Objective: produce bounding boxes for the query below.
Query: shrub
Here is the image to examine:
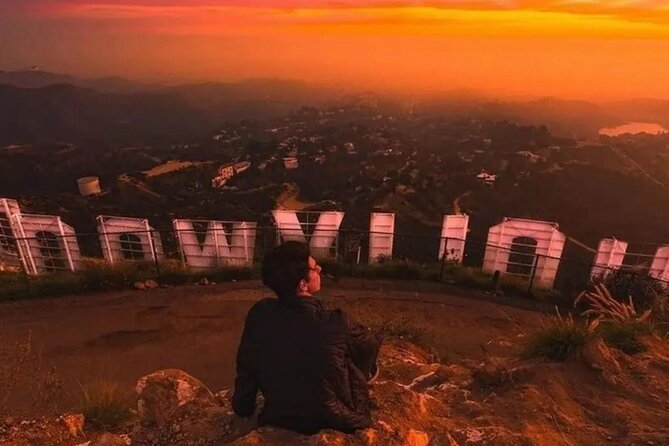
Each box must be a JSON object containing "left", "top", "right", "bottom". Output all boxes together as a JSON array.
[
  {"left": 651, "top": 296, "right": 669, "bottom": 337},
  {"left": 79, "top": 380, "right": 132, "bottom": 430},
  {"left": 441, "top": 265, "right": 493, "bottom": 290},
  {"left": 599, "top": 321, "right": 651, "bottom": 354},
  {"left": 523, "top": 315, "right": 595, "bottom": 361},
  {"left": 575, "top": 283, "right": 652, "bottom": 324},
  {"left": 601, "top": 269, "right": 666, "bottom": 310}
]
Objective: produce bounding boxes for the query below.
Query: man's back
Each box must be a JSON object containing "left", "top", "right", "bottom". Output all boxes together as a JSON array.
[{"left": 232, "top": 295, "right": 376, "bottom": 434}]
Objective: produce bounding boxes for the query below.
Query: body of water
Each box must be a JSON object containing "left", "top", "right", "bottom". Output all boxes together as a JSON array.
[{"left": 599, "top": 122, "right": 668, "bottom": 137}]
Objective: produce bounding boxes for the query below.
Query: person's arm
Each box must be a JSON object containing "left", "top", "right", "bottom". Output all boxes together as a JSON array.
[
  {"left": 320, "top": 334, "right": 372, "bottom": 433},
  {"left": 232, "top": 306, "right": 260, "bottom": 417},
  {"left": 344, "top": 313, "right": 382, "bottom": 379}
]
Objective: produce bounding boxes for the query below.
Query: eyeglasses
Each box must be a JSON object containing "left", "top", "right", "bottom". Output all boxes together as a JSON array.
[{"left": 309, "top": 264, "right": 322, "bottom": 274}]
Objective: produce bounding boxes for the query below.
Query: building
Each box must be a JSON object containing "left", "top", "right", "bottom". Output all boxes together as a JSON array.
[
  {"left": 233, "top": 161, "right": 252, "bottom": 174},
  {"left": 283, "top": 157, "right": 299, "bottom": 169},
  {"left": 476, "top": 172, "right": 497, "bottom": 185},
  {"left": 77, "top": 177, "right": 102, "bottom": 196}
]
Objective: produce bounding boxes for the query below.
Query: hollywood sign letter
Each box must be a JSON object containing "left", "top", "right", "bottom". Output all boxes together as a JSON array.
[
  {"left": 11, "top": 213, "right": 82, "bottom": 275},
  {"left": 97, "top": 216, "right": 164, "bottom": 263},
  {"left": 590, "top": 238, "right": 628, "bottom": 278},
  {"left": 0, "top": 198, "right": 21, "bottom": 270},
  {"left": 272, "top": 210, "right": 344, "bottom": 258},
  {"left": 483, "top": 218, "right": 566, "bottom": 288},
  {"left": 591, "top": 238, "right": 669, "bottom": 283},
  {"left": 173, "top": 219, "right": 257, "bottom": 269},
  {"left": 439, "top": 214, "right": 469, "bottom": 263},
  {"left": 650, "top": 245, "right": 669, "bottom": 282},
  {"left": 369, "top": 212, "right": 395, "bottom": 263}
]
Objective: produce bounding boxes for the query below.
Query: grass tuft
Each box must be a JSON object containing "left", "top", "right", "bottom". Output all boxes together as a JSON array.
[
  {"left": 79, "top": 380, "right": 132, "bottom": 430},
  {"left": 523, "top": 317, "right": 593, "bottom": 361},
  {"left": 599, "top": 321, "right": 651, "bottom": 355}
]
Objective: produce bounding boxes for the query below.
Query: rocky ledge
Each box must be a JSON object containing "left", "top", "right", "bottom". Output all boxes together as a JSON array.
[{"left": 2, "top": 336, "right": 668, "bottom": 446}]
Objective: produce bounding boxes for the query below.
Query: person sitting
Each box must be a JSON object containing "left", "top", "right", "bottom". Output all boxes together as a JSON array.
[{"left": 232, "top": 241, "right": 381, "bottom": 434}]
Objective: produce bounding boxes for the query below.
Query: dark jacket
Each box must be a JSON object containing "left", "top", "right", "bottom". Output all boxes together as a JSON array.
[{"left": 232, "top": 294, "right": 381, "bottom": 434}]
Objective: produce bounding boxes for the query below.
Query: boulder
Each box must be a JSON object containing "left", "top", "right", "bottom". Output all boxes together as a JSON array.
[
  {"left": 61, "top": 413, "right": 85, "bottom": 438},
  {"left": 144, "top": 279, "right": 159, "bottom": 289},
  {"left": 403, "top": 429, "right": 429, "bottom": 446},
  {"left": 89, "top": 432, "right": 131, "bottom": 446},
  {"left": 135, "top": 369, "right": 218, "bottom": 426}
]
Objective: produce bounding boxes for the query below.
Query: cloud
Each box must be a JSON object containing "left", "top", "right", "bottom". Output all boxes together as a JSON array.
[{"left": 7, "top": 0, "right": 669, "bottom": 38}]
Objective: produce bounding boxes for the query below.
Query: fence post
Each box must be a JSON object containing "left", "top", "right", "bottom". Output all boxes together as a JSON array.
[
  {"left": 150, "top": 230, "right": 161, "bottom": 277},
  {"left": 528, "top": 253, "right": 539, "bottom": 295},
  {"left": 439, "top": 236, "right": 448, "bottom": 282},
  {"left": 18, "top": 249, "right": 31, "bottom": 293}
]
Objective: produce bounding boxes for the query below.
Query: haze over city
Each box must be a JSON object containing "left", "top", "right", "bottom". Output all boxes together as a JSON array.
[{"left": 3, "top": 0, "right": 669, "bottom": 100}]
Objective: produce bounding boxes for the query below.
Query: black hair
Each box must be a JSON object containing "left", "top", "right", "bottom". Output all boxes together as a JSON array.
[{"left": 262, "top": 241, "right": 311, "bottom": 298}]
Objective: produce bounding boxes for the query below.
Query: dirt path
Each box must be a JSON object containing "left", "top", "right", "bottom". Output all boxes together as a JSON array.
[
  {"left": 452, "top": 190, "right": 471, "bottom": 214},
  {"left": 0, "top": 279, "right": 544, "bottom": 416},
  {"left": 275, "top": 183, "right": 312, "bottom": 210}
]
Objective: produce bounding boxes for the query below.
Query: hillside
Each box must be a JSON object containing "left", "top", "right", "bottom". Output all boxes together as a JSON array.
[
  {"left": 0, "top": 84, "right": 213, "bottom": 145},
  {"left": 0, "top": 281, "right": 667, "bottom": 445}
]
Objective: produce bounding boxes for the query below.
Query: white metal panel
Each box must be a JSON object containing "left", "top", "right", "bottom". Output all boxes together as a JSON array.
[
  {"left": 0, "top": 198, "right": 21, "bottom": 270},
  {"left": 174, "top": 220, "right": 257, "bottom": 269},
  {"left": 96, "top": 216, "right": 164, "bottom": 264},
  {"left": 272, "top": 210, "right": 343, "bottom": 258},
  {"left": 482, "top": 217, "right": 566, "bottom": 288},
  {"left": 439, "top": 214, "right": 469, "bottom": 263},
  {"left": 272, "top": 210, "right": 307, "bottom": 243},
  {"left": 650, "top": 245, "right": 669, "bottom": 282},
  {"left": 310, "top": 212, "right": 345, "bottom": 258},
  {"left": 10, "top": 213, "right": 81, "bottom": 275},
  {"left": 369, "top": 213, "right": 395, "bottom": 263},
  {"left": 174, "top": 220, "right": 219, "bottom": 270},
  {"left": 591, "top": 238, "right": 628, "bottom": 279}
]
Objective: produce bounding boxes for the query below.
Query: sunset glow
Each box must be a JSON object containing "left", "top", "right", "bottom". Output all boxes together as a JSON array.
[{"left": 3, "top": 0, "right": 669, "bottom": 98}]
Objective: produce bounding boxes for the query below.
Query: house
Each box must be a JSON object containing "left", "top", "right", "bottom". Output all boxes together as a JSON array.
[
  {"left": 283, "top": 157, "right": 299, "bottom": 169},
  {"left": 476, "top": 172, "right": 497, "bottom": 185}
]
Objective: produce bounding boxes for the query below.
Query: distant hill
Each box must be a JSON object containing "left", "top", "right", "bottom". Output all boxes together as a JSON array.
[
  {"left": 0, "top": 84, "right": 213, "bottom": 145},
  {"left": 606, "top": 98, "right": 669, "bottom": 130},
  {"left": 0, "top": 69, "right": 150, "bottom": 93},
  {"left": 0, "top": 71, "right": 340, "bottom": 144},
  {"left": 169, "top": 78, "right": 338, "bottom": 120}
]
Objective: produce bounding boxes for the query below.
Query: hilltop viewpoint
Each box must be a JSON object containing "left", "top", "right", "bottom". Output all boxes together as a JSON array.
[{"left": 0, "top": 278, "right": 668, "bottom": 446}]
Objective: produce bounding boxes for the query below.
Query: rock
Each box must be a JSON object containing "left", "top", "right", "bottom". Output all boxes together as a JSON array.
[
  {"left": 198, "top": 277, "right": 211, "bottom": 286},
  {"left": 61, "top": 413, "right": 85, "bottom": 438},
  {"left": 310, "top": 431, "right": 347, "bottom": 445},
  {"left": 231, "top": 431, "right": 265, "bottom": 445},
  {"left": 472, "top": 358, "right": 510, "bottom": 388},
  {"left": 404, "top": 429, "right": 429, "bottom": 446},
  {"left": 134, "top": 281, "right": 146, "bottom": 290},
  {"left": 90, "top": 432, "right": 131, "bottom": 446},
  {"left": 135, "top": 369, "right": 217, "bottom": 426},
  {"left": 3, "top": 417, "right": 15, "bottom": 427},
  {"left": 357, "top": 428, "right": 378, "bottom": 446},
  {"left": 144, "top": 279, "right": 159, "bottom": 289}
]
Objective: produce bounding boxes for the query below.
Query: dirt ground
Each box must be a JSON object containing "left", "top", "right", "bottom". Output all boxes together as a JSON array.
[{"left": 0, "top": 278, "right": 546, "bottom": 416}]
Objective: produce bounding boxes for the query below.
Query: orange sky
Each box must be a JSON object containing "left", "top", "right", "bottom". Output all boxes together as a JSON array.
[{"left": 2, "top": 1, "right": 669, "bottom": 99}]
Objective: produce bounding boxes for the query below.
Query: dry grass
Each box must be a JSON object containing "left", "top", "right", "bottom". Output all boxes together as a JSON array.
[
  {"left": 79, "top": 380, "right": 132, "bottom": 430},
  {"left": 575, "top": 283, "right": 652, "bottom": 324},
  {"left": 523, "top": 313, "right": 597, "bottom": 361},
  {"left": 0, "top": 330, "right": 62, "bottom": 416},
  {"left": 575, "top": 283, "right": 656, "bottom": 354}
]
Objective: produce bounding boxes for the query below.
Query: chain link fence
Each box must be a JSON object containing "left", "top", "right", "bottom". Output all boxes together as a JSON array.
[{"left": 1, "top": 224, "right": 668, "bottom": 302}]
